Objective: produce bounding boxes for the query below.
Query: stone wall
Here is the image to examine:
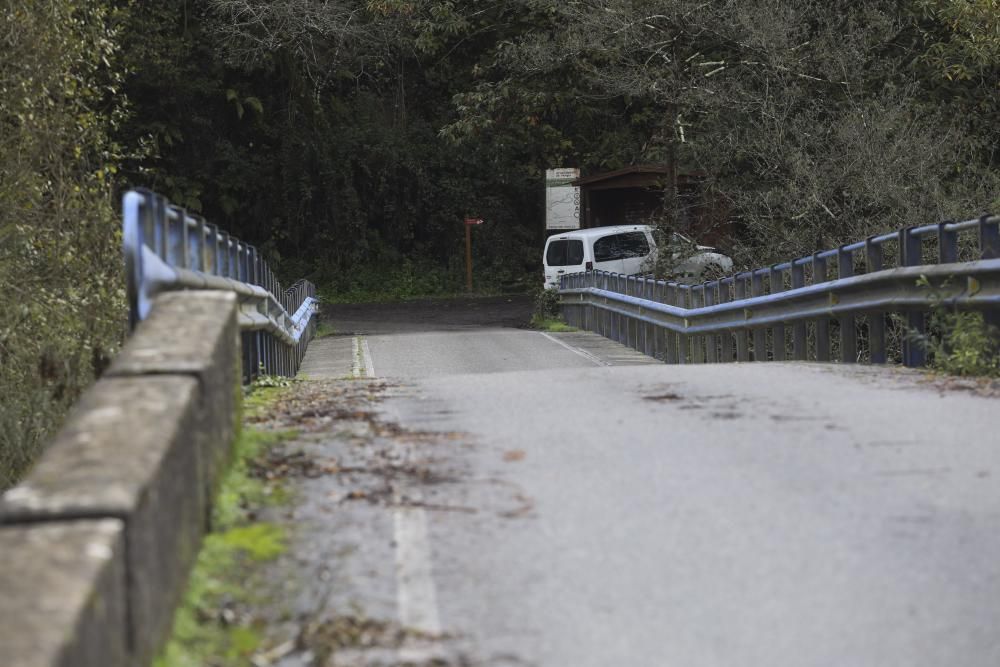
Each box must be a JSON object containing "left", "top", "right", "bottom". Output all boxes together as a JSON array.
[{"left": 0, "top": 291, "right": 241, "bottom": 667}]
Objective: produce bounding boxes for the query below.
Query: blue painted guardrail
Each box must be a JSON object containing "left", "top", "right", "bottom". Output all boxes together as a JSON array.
[
  {"left": 123, "top": 188, "right": 318, "bottom": 380},
  {"left": 558, "top": 214, "right": 1000, "bottom": 367}
]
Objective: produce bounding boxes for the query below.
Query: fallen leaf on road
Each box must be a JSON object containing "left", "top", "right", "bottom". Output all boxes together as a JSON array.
[
  {"left": 643, "top": 392, "right": 682, "bottom": 402},
  {"left": 503, "top": 449, "right": 526, "bottom": 462}
]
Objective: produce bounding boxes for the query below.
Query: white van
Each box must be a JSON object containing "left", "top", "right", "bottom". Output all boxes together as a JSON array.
[
  {"left": 543, "top": 225, "right": 655, "bottom": 290},
  {"left": 542, "top": 225, "right": 734, "bottom": 289}
]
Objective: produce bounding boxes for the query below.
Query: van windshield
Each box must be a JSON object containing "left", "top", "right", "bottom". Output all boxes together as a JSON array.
[
  {"left": 593, "top": 232, "right": 650, "bottom": 261},
  {"left": 546, "top": 239, "right": 585, "bottom": 266}
]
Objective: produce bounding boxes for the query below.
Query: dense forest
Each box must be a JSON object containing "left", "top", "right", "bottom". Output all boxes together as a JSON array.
[{"left": 2, "top": 0, "right": 999, "bottom": 486}]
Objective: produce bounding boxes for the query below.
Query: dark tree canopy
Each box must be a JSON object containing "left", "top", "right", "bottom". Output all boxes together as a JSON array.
[{"left": 2, "top": 0, "right": 999, "bottom": 486}]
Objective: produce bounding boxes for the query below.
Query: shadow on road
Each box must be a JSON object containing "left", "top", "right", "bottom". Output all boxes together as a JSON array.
[{"left": 321, "top": 294, "right": 534, "bottom": 335}]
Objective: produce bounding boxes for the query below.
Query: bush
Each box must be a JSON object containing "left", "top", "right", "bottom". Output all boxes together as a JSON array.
[
  {"left": 928, "top": 312, "right": 1000, "bottom": 377},
  {"left": 914, "top": 276, "right": 1000, "bottom": 377},
  {"left": 532, "top": 286, "right": 561, "bottom": 321},
  {"left": 0, "top": 1, "right": 128, "bottom": 489}
]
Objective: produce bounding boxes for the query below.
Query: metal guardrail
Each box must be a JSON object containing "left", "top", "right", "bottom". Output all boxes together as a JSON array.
[
  {"left": 123, "top": 188, "right": 318, "bottom": 380},
  {"left": 558, "top": 214, "right": 1000, "bottom": 367}
]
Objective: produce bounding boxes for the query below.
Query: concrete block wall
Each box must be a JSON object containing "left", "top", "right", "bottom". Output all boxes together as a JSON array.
[{"left": 0, "top": 291, "right": 241, "bottom": 667}]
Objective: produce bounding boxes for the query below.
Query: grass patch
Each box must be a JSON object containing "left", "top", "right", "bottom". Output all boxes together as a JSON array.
[
  {"left": 316, "top": 320, "right": 337, "bottom": 338},
  {"left": 242, "top": 381, "right": 293, "bottom": 420},
  {"left": 530, "top": 316, "right": 577, "bottom": 332},
  {"left": 528, "top": 286, "right": 575, "bottom": 331},
  {"left": 155, "top": 419, "right": 297, "bottom": 667}
]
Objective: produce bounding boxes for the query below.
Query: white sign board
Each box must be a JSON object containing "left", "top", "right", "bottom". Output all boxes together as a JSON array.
[{"left": 545, "top": 168, "right": 580, "bottom": 230}]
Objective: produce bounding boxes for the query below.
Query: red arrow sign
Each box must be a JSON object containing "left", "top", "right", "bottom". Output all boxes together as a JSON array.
[{"left": 464, "top": 217, "right": 484, "bottom": 226}]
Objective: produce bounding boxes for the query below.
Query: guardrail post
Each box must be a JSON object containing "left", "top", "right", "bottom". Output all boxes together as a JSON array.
[
  {"left": 718, "top": 278, "right": 734, "bottom": 362},
  {"left": 602, "top": 274, "right": 611, "bottom": 341},
  {"left": 864, "top": 238, "right": 887, "bottom": 363},
  {"left": 267, "top": 335, "right": 275, "bottom": 376},
  {"left": 980, "top": 214, "right": 1000, "bottom": 259},
  {"left": 704, "top": 281, "right": 718, "bottom": 363},
  {"left": 938, "top": 220, "right": 958, "bottom": 264},
  {"left": 630, "top": 276, "right": 640, "bottom": 352},
  {"left": 979, "top": 215, "right": 1000, "bottom": 337},
  {"left": 654, "top": 280, "right": 666, "bottom": 361},
  {"left": 750, "top": 271, "right": 766, "bottom": 361},
  {"left": 617, "top": 274, "right": 632, "bottom": 347},
  {"left": 734, "top": 275, "right": 750, "bottom": 362},
  {"left": 640, "top": 277, "right": 653, "bottom": 356},
  {"left": 586, "top": 272, "right": 594, "bottom": 333},
  {"left": 628, "top": 276, "right": 638, "bottom": 351},
  {"left": 899, "top": 226, "right": 926, "bottom": 367},
  {"left": 680, "top": 285, "right": 693, "bottom": 363},
  {"left": 240, "top": 331, "right": 252, "bottom": 384},
  {"left": 790, "top": 262, "right": 807, "bottom": 360},
  {"left": 691, "top": 285, "right": 705, "bottom": 363},
  {"left": 665, "top": 283, "right": 679, "bottom": 363},
  {"left": 218, "top": 231, "right": 228, "bottom": 278},
  {"left": 837, "top": 247, "right": 857, "bottom": 363},
  {"left": 769, "top": 266, "right": 787, "bottom": 361},
  {"left": 203, "top": 224, "right": 217, "bottom": 274},
  {"left": 618, "top": 275, "right": 627, "bottom": 346},
  {"left": 607, "top": 273, "right": 618, "bottom": 341},
  {"left": 678, "top": 285, "right": 701, "bottom": 364},
  {"left": 813, "top": 254, "right": 831, "bottom": 361},
  {"left": 191, "top": 215, "right": 203, "bottom": 272},
  {"left": 591, "top": 273, "right": 598, "bottom": 336},
  {"left": 172, "top": 207, "right": 187, "bottom": 268},
  {"left": 152, "top": 194, "right": 166, "bottom": 259}
]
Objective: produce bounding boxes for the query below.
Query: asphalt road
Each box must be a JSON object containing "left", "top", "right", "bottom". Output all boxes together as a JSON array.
[{"left": 296, "top": 301, "right": 1000, "bottom": 666}]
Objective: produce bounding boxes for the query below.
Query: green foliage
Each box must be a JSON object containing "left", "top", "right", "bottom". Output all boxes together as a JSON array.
[
  {"left": 529, "top": 286, "right": 574, "bottom": 330},
  {"left": 915, "top": 276, "right": 1000, "bottom": 377},
  {"left": 931, "top": 312, "right": 1000, "bottom": 377},
  {"left": 156, "top": 426, "right": 294, "bottom": 667},
  {"left": 317, "top": 258, "right": 463, "bottom": 303},
  {"left": 242, "top": 385, "right": 288, "bottom": 419},
  {"left": 5, "top": 0, "right": 1000, "bottom": 497},
  {"left": 531, "top": 317, "right": 576, "bottom": 333},
  {"left": 250, "top": 372, "right": 295, "bottom": 389},
  {"left": 915, "top": 0, "right": 1000, "bottom": 82},
  {"left": 532, "top": 286, "right": 561, "bottom": 321},
  {"left": 315, "top": 321, "right": 338, "bottom": 338},
  {"left": 213, "top": 426, "right": 295, "bottom": 528},
  {"left": 0, "top": 0, "right": 130, "bottom": 490}
]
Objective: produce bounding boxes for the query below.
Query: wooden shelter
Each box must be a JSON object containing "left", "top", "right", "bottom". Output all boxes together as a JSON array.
[{"left": 571, "top": 165, "right": 731, "bottom": 246}]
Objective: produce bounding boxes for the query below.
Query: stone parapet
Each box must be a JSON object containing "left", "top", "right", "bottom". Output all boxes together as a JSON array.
[{"left": 0, "top": 291, "right": 240, "bottom": 667}]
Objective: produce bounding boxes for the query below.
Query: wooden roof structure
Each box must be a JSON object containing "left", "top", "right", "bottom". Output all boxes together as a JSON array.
[{"left": 570, "top": 165, "right": 674, "bottom": 191}]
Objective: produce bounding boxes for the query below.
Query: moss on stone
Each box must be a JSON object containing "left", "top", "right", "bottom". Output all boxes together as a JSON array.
[{"left": 154, "top": 422, "right": 295, "bottom": 667}]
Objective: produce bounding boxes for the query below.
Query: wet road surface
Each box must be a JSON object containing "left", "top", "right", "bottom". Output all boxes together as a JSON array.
[{"left": 281, "top": 299, "right": 1000, "bottom": 666}]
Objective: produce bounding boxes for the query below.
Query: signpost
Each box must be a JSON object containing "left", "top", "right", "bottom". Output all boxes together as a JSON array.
[
  {"left": 545, "top": 168, "right": 581, "bottom": 230},
  {"left": 464, "top": 217, "right": 484, "bottom": 292}
]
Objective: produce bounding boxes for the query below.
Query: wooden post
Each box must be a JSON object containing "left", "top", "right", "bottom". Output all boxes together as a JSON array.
[{"left": 465, "top": 223, "right": 473, "bottom": 292}]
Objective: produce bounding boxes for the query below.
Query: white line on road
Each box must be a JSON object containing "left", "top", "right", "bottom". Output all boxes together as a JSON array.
[
  {"left": 393, "top": 490, "right": 443, "bottom": 634},
  {"left": 351, "top": 335, "right": 377, "bottom": 378},
  {"left": 351, "top": 336, "right": 362, "bottom": 378},
  {"left": 361, "top": 337, "right": 376, "bottom": 377},
  {"left": 538, "top": 331, "right": 610, "bottom": 366},
  {"left": 393, "top": 485, "right": 445, "bottom": 661},
  {"left": 361, "top": 336, "right": 442, "bottom": 660}
]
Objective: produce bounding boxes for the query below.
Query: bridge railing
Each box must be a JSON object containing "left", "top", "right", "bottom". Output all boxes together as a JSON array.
[
  {"left": 123, "top": 188, "right": 318, "bottom": 380},
  {"left": 558, "top": 214, "right": 1000, "bottom": 366}
]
